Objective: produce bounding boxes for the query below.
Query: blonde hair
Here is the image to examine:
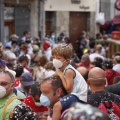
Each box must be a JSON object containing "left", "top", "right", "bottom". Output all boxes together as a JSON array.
[{"left": 52, "top": 43, "right": 73, "bottom": 59}]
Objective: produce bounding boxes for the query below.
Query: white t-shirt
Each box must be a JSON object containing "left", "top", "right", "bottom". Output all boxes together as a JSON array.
[
  {"left": 113, "top": 64, "right": 120, "bottom": 73},
  {"left": 63, "top": 64, "right": 88, "bottom": 102},
  {"left": 89, "top": 53, "right": 104, "bottom": 62}
]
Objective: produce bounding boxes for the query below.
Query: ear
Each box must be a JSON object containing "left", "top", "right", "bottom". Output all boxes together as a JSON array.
[
  {"left": 104, "top": 78, "right": 107, "bottom": 85},
  {"left": 56, "top": 88, "right": 62, "bottom": 97},
  {"left": 87, "top": 80, "right": 90, "bottom": 85},
  {"left": 11, "top": 83, "right": 14, "bottom": 89}
]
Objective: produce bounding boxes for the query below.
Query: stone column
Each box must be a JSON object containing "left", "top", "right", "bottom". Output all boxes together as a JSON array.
[
  {"left": 56, "top": 11, "right": 69, "bottom": 37},
  {"left": 30, "top": 0, "right": 39, "bottom": 37},
  {"left": 0, "top": 0, "right": 4, "bottom": 43},
  {"left": 89, "top": 12, "right": 99, "bottom": 37}
]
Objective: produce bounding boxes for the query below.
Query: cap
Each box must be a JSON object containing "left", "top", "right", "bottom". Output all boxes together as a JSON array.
[
  {"left": 33, "top": 45, "right": 39, "bottom": 53},
  {"left": 20, "top": 73, "right": 34, "bottom": 86},
  {"left": 5, "top": 43, "right": 12, "bottom": 48},
  {"left": 10, "top": 34, "right": 19, "bottom": 39},
  {"left": 34, "top": 36, "right": 40, "bottom": 40}
]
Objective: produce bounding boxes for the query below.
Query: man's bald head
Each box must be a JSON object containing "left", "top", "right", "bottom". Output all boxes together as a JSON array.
[
  {"left": 114, "top": 56, "right": 120, "bottom": 64},
  {"left": 88, "top": 67, "right": 106, "bottom": 87},
  {"left": 77, "top": 67, "right": 88, "bottom": 81},
  {"left": 88, "top": 67, "right": 105, "bottom": 79}
]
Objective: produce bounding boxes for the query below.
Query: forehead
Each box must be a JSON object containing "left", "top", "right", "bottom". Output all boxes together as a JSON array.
[
  {"left": 40, "top": 82, "right": 53, "bottom": 92},
  {"left": 53, "top": 54, "right": 64, "bottom": 59},
  {"left": 0, "top": 73, "right": 11, "bottom": 82}
]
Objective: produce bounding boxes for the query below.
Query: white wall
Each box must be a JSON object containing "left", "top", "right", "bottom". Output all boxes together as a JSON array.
[{"left": 45, "top": 0, "right": 96, "bottom": 12}]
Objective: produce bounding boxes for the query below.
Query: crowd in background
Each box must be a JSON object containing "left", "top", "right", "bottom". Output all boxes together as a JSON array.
[{"left": 0, "top": 30, "right": 120, "bottom": 120}]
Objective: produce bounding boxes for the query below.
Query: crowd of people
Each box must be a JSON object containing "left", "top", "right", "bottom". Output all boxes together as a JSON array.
[{"left": 0, "top": 30, "right": 120, "bottom": 120}]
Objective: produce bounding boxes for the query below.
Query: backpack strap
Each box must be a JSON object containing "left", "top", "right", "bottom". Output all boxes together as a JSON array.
[
  {"left": 31, "top": 53, "right": 38, "bottom": 61},
  {"left": 2, "top": 96, "right": 17, "bottom": 120}
]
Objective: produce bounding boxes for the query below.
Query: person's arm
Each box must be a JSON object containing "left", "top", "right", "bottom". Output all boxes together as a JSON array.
[
  {"left": 52, "top": 101, "right": 62, "bottom": 120},
  {"left": 56, "top": 69, "right": 74, "bottom": 93}
]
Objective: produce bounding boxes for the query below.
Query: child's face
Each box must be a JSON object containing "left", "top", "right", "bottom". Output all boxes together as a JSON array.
[{"left": 52, "top": 54, "right": 66, "bottom": 63}]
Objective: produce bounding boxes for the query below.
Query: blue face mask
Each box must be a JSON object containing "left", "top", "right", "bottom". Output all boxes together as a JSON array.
[{"left": 40, "top": 94, "right": 50, "bottom": 107}]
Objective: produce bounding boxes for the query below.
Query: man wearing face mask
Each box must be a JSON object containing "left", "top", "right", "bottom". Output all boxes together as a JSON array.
[
  {"left": 0, "top": 71, "right": 21, "bottom": 120},
  {"left": 40, "top": 76, "right": 84, "bottom": 120},
  {"left": 23, "top": 82, "right": 48, "bottom": 114}
]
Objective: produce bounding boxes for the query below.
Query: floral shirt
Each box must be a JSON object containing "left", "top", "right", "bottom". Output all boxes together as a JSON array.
[{"left": 87, "top": 91, "right": 120, "bottom": 107}]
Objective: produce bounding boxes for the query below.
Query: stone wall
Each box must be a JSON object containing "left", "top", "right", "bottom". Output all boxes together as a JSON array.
[{"left": 56, "top": 11, "right": 69, "bottom": 37}]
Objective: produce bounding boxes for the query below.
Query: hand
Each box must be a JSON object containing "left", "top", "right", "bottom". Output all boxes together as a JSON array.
[{"left": 56, "top": 69, "right": 63, "bottom": 77}]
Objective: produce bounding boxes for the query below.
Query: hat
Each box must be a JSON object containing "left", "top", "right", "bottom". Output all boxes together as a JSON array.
[
  {"left": 5, "top": 43, "right": 12, "bottom": 48},
  {"left": 10, "top": 34, "right": 19, "bottom": 39},
  {"left": 62, "top": 103, "right": 110, "bottom": 120},
  {"left": 34, "top": 36, "right": 40, "bottom": 40},
  {"left": 20, "top": 73, "right": 34, "bottom": 86},
  {"left": 33, "top": 45, "right": 39, "bottom": 53}
]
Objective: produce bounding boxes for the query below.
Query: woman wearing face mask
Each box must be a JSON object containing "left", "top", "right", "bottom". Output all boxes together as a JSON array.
[{"left": 22, "top": 82, "right": 48, "bottom": 118}]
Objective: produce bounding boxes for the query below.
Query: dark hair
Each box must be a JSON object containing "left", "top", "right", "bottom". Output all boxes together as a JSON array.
[
  {"left": 45, "top": 61, "right": 55, "bottom": 71},
  {"left": 94, "top": 57, "right": 103, "bottom": 64},
  {"left": 18, "top": 55, "right": 28, "bottom": 63},
  {"left": 0, "top": 70, "right": 15, "bottom": 82},
  {"left": 13, "top": 65, "right": 23, "bottom": 77},
  {"left": 30, "top": 82, "right": 41, "bottom": 97},
  {"left": 23, "top": 30, "right": 29, "bottom": 36},
  {"left": 113, "top": 76, "right": 120, "bottom": 84},
  {"left": 39, "top": 55, "right": 48, "bottom": 67},
  {"left": 102, "top": 58, "right": 113, "bottom": 69},
  {"left": 91, "top": 61, "right": 102, "bottom": 68},
  {"left": 113, "top": 52, "right": 120, "bottom": 57},
  {"left": 6, "top": 63, "right": 13, "bottom": 69},
  {"left": 41, "top": 76, "right": 67, "bottom": 95},
  {"left": 89, "top": 41, "right": 95, "bottom": 48},
  {"left": 12, "top": 40, "right": 17, "bottom": 45}
]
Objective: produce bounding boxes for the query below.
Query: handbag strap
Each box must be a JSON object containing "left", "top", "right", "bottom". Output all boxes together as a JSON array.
[{"left": 2, "top": 96, "right": 17, "bottom": 120}]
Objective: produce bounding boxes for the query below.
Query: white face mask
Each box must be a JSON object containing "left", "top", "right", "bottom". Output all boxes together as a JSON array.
[
  {"left": 53, "top": 59, "right": 64, "bottom": 69},
  {"left": 0, "top": 86, "right": 6, "bottom": 98},
  {"left": 35, "top": 102, "right": 42, "bottom": 107}
]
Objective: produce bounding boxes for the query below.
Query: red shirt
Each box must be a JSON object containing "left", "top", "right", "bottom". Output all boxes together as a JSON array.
[
  {"left": 14, "top": 79, "right": 20, "bottom": 87},
  {"left": 23, "top": 96, "right": 48, "bottom": 113},
  {"left": 79, "top": 62, "right": 90, "bottom": 70},
  {"left": 105, "top": 69, "right": 120, "bottom": 85}
]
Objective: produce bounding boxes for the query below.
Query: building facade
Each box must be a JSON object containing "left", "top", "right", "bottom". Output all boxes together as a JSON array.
[
  {"left": 0, "top": 0, "right": 101, "bottom": 45},
  {"left": 0, "top": 0, "right": 39, "bottom": 43},
  {"left": 44, "top": 0, "right": 96, "bottom": 46}
]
